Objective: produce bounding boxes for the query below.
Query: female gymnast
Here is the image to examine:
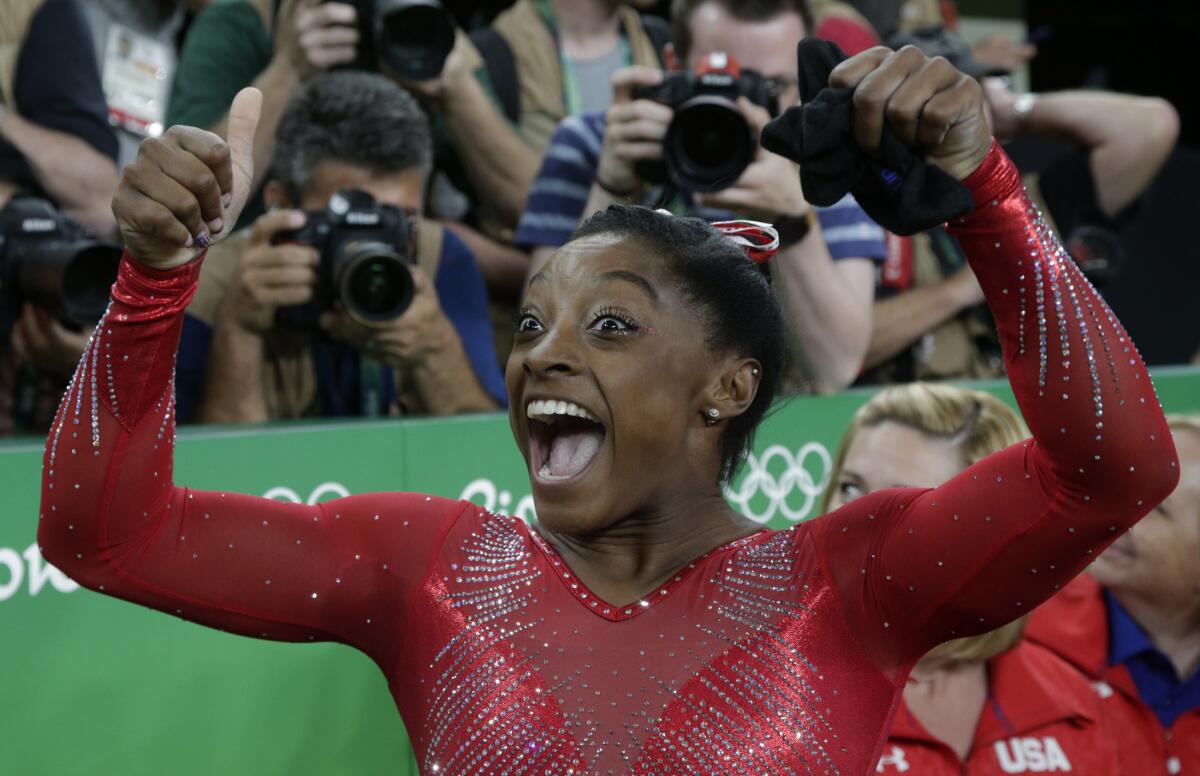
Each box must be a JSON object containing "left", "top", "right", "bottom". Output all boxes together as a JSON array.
[{"left": 39, "top": 46, "right": 1178, "bottom": 774}]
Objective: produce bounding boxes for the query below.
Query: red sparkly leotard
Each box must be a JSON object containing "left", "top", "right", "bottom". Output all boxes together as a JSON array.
[{"left": 38, "top": 145, "right": 1178, "bottom": 776}]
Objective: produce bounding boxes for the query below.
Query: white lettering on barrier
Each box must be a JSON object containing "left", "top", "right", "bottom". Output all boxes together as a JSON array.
[
  {"left": 5, "top": 451, "right": 837, "bottom": 604},
  {"left": 459, "top": 479, "right": 538, "bottom": 523},
  {"left": 24, "top": 543, "right": 79, "bottom": 596},
  {"left": 0, "top": 544, "right": 79, "bottom": 602},
  {"left": 0, "top": 547, "right": 20, "bottom": 600},
  {"left": 455, "top": 444, "right": 833, "bottom": 527}
]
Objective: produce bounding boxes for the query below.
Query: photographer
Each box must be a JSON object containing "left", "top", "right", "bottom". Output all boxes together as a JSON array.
[
  {"left": 176, "top": 71, "right": 504, "bottom": 423},
  {"left": 0, "top": 0, "right": 122, "bottom": 434},
  {"left": 517, "top": 0, "right": 886, "bottom": 393}
]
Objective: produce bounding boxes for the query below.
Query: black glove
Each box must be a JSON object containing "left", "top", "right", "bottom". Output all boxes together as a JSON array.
[{"left": 760, "top": 38, "right": 975, "bottom": 236}]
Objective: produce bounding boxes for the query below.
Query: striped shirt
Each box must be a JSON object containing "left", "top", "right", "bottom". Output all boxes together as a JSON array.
[{"left": 516, "top": 110, "right": 887, "bottom": 262}]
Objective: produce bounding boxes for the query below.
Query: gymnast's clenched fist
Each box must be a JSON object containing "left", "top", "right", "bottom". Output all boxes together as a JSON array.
[
  {"left": 111, "top": 88, "right": 262, "bottom": 271},
  {"left": 831, "top": 45, "right": 993, "bottom": 182}
]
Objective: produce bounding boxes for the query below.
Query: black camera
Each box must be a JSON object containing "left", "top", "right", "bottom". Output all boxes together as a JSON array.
[
  {"left": 634, "top": 52, "right": 780, "bottom": 193},
  {"left": 272, "top": 188, "right": 417, "bottom": 329},
  {"left": 343, "top": 0, "right": 456, "bottom": 80},
  {"left": 0, "top": 196, "right": 121, "bottom": 341}
]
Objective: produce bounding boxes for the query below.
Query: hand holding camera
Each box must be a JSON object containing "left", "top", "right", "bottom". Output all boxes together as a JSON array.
[
  {"left": 271, "top": 188, "right": 419, "bottom": 330},
  {"left": 632, "top": 52, "right": 780, "bottom": 193},
  {"left": 318, "top": 264, "right": 455, "bottom": 370},
  {"left": 390, "top": 27, "right": 471, "bottom": 103},
  {"left": 10, "top": 304, "right": 93, "bottom": 378},
  {"left": 0, "top": 196, "right": 122, "bottom": 341},
  {"left": 224, "top": 209, "right": 320, "bottom": 334},
  {"left": 287, "top": 0, "right": 360, "bottom": 78},
  {"left": 694, "top": 98, "right": 808, "bottom": 222},
  {"left": 595, "top": 67, "right": 672, "bottom": 197},
  {"left": 113, "top": 88, "right": 262, "bottom": 270}
]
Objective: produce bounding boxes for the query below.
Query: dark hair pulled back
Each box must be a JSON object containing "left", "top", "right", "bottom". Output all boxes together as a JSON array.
[{"left": 572, "top": 205, "right": 784, "bottom": 486}]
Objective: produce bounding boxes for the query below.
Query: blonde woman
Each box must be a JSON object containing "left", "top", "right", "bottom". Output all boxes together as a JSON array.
[{"left": 825, "top": 384, "right": 1121, "bottom": 775}]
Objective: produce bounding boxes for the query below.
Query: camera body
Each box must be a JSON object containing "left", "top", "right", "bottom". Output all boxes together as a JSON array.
[
  {"left": 272, "top": 188, "right": 417, "bottom": 330},
  {"left": 340, "top": 0, "right": 456, "bottom": 80},
  {"left": 634, "top": 52, "right": 779, "bottom": 192},
  {"left": 0, "top": 196, "right": 121, "bottom": 341}
]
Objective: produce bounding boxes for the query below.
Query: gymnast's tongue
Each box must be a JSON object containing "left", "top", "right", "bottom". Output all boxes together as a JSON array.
[{"left": 541, "top": 420, "right": 604, "bottom": 479}]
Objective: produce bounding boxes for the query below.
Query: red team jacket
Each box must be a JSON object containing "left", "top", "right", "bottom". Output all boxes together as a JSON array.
[
  {"left": 876, "top": 641, "right": 1120, "bottom": 775},
  {"left": 1027, "top": 575, "right": 1200, "bottom": 776}
]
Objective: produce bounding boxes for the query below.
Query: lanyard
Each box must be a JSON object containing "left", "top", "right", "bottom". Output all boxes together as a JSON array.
[
  {"left": 313, "top": 338, "right": 394, "bottom": 417},
  {"left": 359, "top": 355, "right": 386, "bottom": 418},
  {"left": 535, "top": 0, "right": 633, "bottom": 115}
]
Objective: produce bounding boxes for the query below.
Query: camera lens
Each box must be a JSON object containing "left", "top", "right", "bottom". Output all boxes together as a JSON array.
[
  {"left": 60, "top": 244, "right": 123, "bottom": 325},
  {"left": 665, "top": 97, "right": 757, "bottom": 193},
  {"left": 15, "top": 241, "right": 121, "bottom": 327},
  {"left": 337, "top": 243, "right": 415, "bottom": 326},
  {"left": 375, "top": 0, "right": 455, "bottom": 80}
]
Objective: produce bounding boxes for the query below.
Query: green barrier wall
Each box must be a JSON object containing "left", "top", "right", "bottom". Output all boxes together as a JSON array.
[{"left": 3, "top": 368, "right": 1198, "bottom": 775}]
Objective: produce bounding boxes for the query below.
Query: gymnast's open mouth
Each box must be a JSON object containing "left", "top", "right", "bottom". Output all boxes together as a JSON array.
[{"left": 526, "top": 398, "right": 607, "bottom": 484}]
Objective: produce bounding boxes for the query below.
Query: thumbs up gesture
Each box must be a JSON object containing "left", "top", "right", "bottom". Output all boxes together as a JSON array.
[{"left": 112, "top": 88, "right": 262, "bottom": 270}]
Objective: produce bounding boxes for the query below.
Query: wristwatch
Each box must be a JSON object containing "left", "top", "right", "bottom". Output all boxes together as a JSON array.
[
  {"left": 774, "top": 210, "right": 818, "bottom": 249},
  {"left": 1012, "top": 93, "right": 1038, "bottom": 125}
]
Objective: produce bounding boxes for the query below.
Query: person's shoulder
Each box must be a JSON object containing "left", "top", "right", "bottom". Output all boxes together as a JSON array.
[
  {"left": 1008, "top": 640, "right": 1100, "bottom": 695},
  {"left": 815, "top": 193, "right": 888, "bottom": 260},
  {"left": 179, "top": 0, "right": 270, "bottom": 55},
  {"left": 438, "top": 224, "right": 472, "bottom": 263},
  {"left": 195, "top": 0, "right": 270, "bottom": 30},
  {"left": 423, "top": 498, "right": 533, "bottom": 551},
  {"left": 1024, "top": 573, "right": 1109, "bottom": 676},
  {"left": 550, "top": 111, "right": 607, "bottom": 150}
]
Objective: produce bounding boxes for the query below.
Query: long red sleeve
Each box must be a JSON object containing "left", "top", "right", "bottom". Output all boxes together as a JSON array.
[
  {"left": 808, "top": 143, "right": 1179, "bottom": 673},
  {"left": 37, "top": 253, "right": 468, "bottom": 668},
  {"left": 33, "top": 146, "right": 1181, "bottom": 775}
]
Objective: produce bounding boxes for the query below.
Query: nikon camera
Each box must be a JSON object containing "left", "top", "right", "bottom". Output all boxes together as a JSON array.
[
  {"left": 341, "top": 0, "right": 456, "bottom": 80},
  {"left": 272, "top": 188, "right": 417, "bottom": 329},
  {"left": 634, "top": 52, "right": 780, "bottom": 193},
  {"left": 0, "top": 196, "right": 122, "bottom": 341}
]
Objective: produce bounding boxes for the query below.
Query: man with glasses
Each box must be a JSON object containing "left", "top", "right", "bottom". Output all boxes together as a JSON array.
[{"left": 515, "top": 0, "right": 885, "bottom": 394}]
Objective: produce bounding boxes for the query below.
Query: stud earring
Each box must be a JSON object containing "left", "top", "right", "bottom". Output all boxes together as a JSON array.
[
  {"left": 751, "top": 368, "right": 760, "bottom": 375},
  {"left": 707, "top": 408, "right": 721, "bottom": 418}
]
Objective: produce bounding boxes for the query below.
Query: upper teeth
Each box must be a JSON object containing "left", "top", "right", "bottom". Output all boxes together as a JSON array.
[{"left": 527, "top": 399, "right": 598, "bottom": 423}]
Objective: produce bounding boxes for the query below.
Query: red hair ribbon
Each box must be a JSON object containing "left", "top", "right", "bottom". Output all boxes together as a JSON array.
[{"left": 710, "top": 219, "right": 781, "bottom": 264}]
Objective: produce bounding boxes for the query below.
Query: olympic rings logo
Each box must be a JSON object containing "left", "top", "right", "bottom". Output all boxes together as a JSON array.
[
  {"left": 262, "top": 481, "right": 351, "bottom": 504},
  {"left": 723, "top": 442, "right": 833, "bottom": 525}
]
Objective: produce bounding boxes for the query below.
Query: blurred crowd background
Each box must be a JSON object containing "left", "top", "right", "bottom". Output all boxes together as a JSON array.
[{"left": 0, "top": 0, "right": 1196, "bottom": 434}]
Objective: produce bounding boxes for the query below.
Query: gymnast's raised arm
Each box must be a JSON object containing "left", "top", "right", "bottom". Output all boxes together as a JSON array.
[
  {"left": 804, "top": 47, "right": 1180, "bottom": 672},
  {"left": 36, "top": 89, "right": 465, "bottom": 668}
]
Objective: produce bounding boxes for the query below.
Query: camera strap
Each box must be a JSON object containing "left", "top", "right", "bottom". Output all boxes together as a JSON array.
[{"left": 359, "top": 355, "right": 388, "bottom": 418}]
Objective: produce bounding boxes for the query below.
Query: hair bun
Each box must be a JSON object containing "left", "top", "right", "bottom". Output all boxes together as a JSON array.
[{"left": 709, "top": 219, "right": 780, "bottom": 264}]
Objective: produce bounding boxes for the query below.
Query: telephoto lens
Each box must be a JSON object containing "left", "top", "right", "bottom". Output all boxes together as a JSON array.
[
  {"left": 0, "top": 197, "right": 121, "bottom": 340},
  {"left": 373, "top": 0, "right": 456, "bottom": 80},
  {"left": 335, "top": 239, "right": 416, "bottom": 326},
  {"left": 272, "top": 188, "right": 417, "bottom": 330},
  {"left": 634, "top": 52, "right": 779, "bottom": 193}
]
